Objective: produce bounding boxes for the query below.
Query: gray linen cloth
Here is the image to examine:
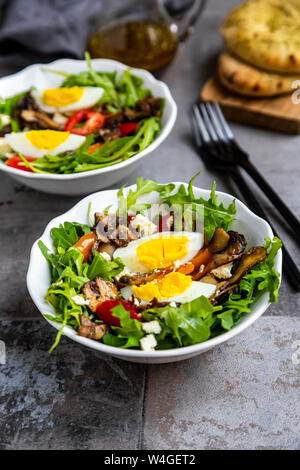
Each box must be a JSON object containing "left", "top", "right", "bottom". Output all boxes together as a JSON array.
[{"left": 0, "top": 0, "right": 104, "bottom": 68}]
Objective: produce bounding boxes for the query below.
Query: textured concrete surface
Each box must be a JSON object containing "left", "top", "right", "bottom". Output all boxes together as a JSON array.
[
  {"left": 0, "top": 0, "right": 299, "bottom": 450},
  {"left": 0, "top": 321, "right": 146, "bottom": 450},
  {"left": 144, "top": 317, "right": 300, "bottom": 450}
]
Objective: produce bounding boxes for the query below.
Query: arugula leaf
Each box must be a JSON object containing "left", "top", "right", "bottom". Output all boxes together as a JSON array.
[
  {"left": 217, "top": 310, "right": 234, "bottom": 330},
  {"left": 103, "top": 304, "right": 144, "bottom": 348},
  {"left": 160, "top": 175, "right": 236, "bottom": 239},
  {"left": 45, "top": 281, "right": 89, "bottom": 352},
  {"left": 145, "top": 296, "right": 222, "bottom": 347},
  {"left": 242, "top": 236, "right": 282, "bottom": 302},
  {"left": 87, "top": 252, "right": 124, "bottom": 281},
  {"left": 118, "top": 69, "right": 151, "bottom": 108},
  {"left": 38, "top": 240, "right": 65, "bottom": 282},
  {"left": 60, "top": 53, "right": 151, "bottom": 112},
  {"left": 0, "top": 92, "right": 25, "bottom": 116},
  {"left": 117, "top": 176, "right": 175, "bottom": 214},
  {"left": 50, "top": 221, "right": 90, "bottom": 254}
]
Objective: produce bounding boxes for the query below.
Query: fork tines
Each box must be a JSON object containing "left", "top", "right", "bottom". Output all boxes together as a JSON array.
[{"left": 192, "top": 102, "right": 234, "bottom": 149}]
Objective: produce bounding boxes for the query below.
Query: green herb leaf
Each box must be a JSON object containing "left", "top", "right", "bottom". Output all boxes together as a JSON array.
[
  {"left": 50, "top": 221, "right": 90, "bottom": 253},
  {"left": 0, "top": 92, "right": 25, "bottom": 116},
  {"left": 145, "top": 296, "right": 221, "bottom": 347},
  {"left": 117, "top": 176, "right": 175, "bottom": 214},
  {"left": 242, "top": 236, "right": 282, "bottom": 302},
  {"left": 160, "top": 175, "right": 236, "bottom": 239},
  {"left": 103, "top": 304, "right": 144, "bottom": 348},
  {"left": 87, "top": 252, "right": 124, "bottom": 281}
]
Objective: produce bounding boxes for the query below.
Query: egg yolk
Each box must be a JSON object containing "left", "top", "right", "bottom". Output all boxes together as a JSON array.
[
  {"left": 136, "top": 236, "right": 189, "bottom": 270},
  {"left": 132, "top": 272, "right": 192, "bottom": 301},
  {"left": 42, "top": 87, "right": 84, "bottom": 107},
  {"left": 25, "top": 130, "right": 70, "bottom": 150}
]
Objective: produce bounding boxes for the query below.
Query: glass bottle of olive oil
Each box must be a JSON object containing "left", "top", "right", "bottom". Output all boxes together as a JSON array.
[
  {"left": 88, "top": 0, "right": 206, "bottom": 72},
  {"left": 88, "top": 18, "right": 179, "bottom": 72}
]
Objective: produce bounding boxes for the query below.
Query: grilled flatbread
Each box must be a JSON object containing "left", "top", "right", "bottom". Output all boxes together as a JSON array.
[
  {"left": 218, "top": 51, "right": 299, "bottom": 97},
  {"left": 221, "top": 0, "right": 300, "bottom": 73}
]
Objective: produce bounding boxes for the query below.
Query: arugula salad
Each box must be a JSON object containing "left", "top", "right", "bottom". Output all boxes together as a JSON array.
[
  {"left": 0, "top": 53, "right": 163, "bottom": 174},
  {"left": 39, "top": 176, "right": 282, "bottom": 352}
]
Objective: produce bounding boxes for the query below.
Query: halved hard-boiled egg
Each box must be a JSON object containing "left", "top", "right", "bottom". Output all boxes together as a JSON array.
[
  {"left": 31, "top": 86, "right": 104, "bottom": 113},
  {"left": 5, "top": 130, "right": 85, "bottom": 158},
  {"left": 121, "top": 271, "right": 216, "bottom": 304},
  {"left": 113, "top": 231, "right": 204, "bottom": 274}
]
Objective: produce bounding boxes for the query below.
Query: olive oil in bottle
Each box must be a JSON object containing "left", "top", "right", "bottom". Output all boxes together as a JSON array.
[{"left": 88, "top": 20, "right": 179, "bottom": 72}]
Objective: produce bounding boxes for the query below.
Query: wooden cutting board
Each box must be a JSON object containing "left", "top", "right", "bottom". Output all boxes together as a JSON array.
[{"left": 201, "top": 76, "right": 300, "bottom": 134}]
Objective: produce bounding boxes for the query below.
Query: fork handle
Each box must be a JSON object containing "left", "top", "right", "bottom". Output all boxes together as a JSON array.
[
  {"left": 240, "top": 160, "right": 300, "bottom": 236},
  {"left": 231, "top": 168, "right": 300, "bottom": 292}
]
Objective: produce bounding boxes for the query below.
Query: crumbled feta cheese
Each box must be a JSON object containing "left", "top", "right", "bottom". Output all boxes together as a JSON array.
[
  {"left": 130, "top": 214, "right": 157, "bottom": 236},
  {"left": 99, "top": 251, "right": 111, "bottom": 261},
  {"left": 133, "top": 297, "right": 140, "bottom": 307},
  {"left": 71, "top": 295, "right": 90, "bottom": 306},
  {"left": 211, "top": 262, "right": 233, "bottom": 280},
  {"left": 199, "top": 264, "right": 205, "bottom": 273},
  {"left": 0, "top": 137, "right": 14, "bottom": 157},
  {"left": 169, "top": 301, "right": 177, "bottom": 308},
  {"left": 174, "top": 260, "right": 181, "bottom": 269},
  {"left": 142, "top": 320, "right": 162, "bottom": 335},
  {"left": 140, "top": 334, "right": 157, "bottom": 351},
  {"left": 0, "top": 114, "right": 10, "bottom": 126}
]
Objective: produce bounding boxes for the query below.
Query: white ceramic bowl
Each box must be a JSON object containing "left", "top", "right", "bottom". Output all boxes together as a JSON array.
[
  {"left": 0, "top": 59, "right": 177, "bottom": 195},
  {"left": 27, "top": 183, "right": 282, "bottom": 364}
]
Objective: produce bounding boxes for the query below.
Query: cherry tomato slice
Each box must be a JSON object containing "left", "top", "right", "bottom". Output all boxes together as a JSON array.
[
  {"left": 158, "top": 212, "right": 174, "bottom": 232},
  {"left": 5, "top": 155, "right": 37, "bottom": 172},
  {"left": 96, "top": 300, "right": 142, "bottom": 327},
  {"left": 118, "top": 122, "right": 139, "bottom": 137},
  {"left": 65, "top": 109, "right": 105, "bottom": 136}
]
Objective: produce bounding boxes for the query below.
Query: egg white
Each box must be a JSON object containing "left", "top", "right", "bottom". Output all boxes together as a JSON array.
[
  {"left": 31, "top": 87, "right": 104, "bottom": 113},
  {"left": 5, "top": 132, "right": 86, "bottom": 158},
  {"left": 121, "top": 281, "right": 216, "bottom": 304},
  {"left": 113, "top": 231, "right": 204, "bottom": 274}
]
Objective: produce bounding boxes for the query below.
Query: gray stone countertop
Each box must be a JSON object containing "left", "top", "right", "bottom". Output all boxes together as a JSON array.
[{"left": 0, "top": 0, "right": 299, "bottom": 450}]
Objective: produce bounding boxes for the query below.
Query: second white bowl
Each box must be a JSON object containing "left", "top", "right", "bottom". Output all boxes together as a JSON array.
[{"left": 0, "top": 58, "right": 177, "bottom": 195}]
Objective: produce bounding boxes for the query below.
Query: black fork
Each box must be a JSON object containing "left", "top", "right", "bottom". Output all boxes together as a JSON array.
[
  {"left": 196, "top": 102, "right": 300, "bottom": 235},
  {"left": 192, "top": 101, "right": 300, "bottom": 291}
]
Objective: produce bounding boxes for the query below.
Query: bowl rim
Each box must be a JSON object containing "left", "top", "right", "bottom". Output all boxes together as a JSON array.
[
  {"left": 26, "top": 182, "right": 282, "bottom": 359},
  {"left": 0, "top": 57, "right": 177, "bottom": 180}
]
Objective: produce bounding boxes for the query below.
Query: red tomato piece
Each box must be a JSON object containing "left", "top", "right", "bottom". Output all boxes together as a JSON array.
[
  {"left": 5, "top": 155, "right": 37, "bottom": 172},
  {"left": 96, "top": 300, "right": 142, "bottom": 327},
  {"left": 118, "top": 122, "right": 139, "bottom": 137},
  {"left": 158, "top": 212, "right": 174, "bottom": 232},
  {"left": 65, "top": 109, "right": 105, "bottom": 136}
]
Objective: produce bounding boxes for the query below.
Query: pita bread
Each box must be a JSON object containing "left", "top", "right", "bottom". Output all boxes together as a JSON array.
[
  {"left": 217, "top": 51, "right": 299, "bottom": 97},
  {"left": 221, "top": 0, "right": 300, "bottom": 73}
]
